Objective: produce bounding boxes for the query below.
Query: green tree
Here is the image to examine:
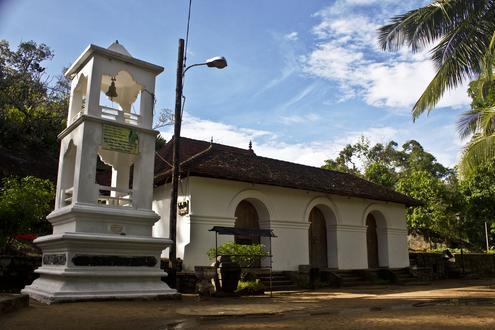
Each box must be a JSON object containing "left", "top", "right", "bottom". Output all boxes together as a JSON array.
[
  {"left": 395, "top": 170, "right": 456, "bottom": 239},
  {"left": 0, "top": 176, "right": 54, "bottom": 253},
  {"left": 322, "top": 138, "right": 460, "bottom": 244},
  {"left": 458, "top": 159, "right": 495, "bottom": 248},
  {"left": 378, "top": 1, "right": 495, "bottom": 119},
  {"left": 364, "top": 162, "right": 396, "bottom": 188},
  {"left": 322, "top": 138, "right": 448, "bottom": 185},
  {"left": 321, "top": 143, "right": 363, "bottom": 175},
  {"left": 0, "top": 40, "right": 69, "bottom": 180}
]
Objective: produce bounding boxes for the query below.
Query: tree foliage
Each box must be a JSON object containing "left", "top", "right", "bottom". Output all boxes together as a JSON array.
[
  {"left": 207, "top": 241, "right": 269, "bottom": 268},
  {"left": 0, "top": 176, "right": 54, "bottom": 253},
  {"left": 457, "top": 76, "right": 495, "bottom": 176},
  {"left": 395, "top": 170, "right": 457, "bottom": 240},
  {"left": 458, "top": 159, "right": 495, "bottom": 248},
  {"left": 0, "top": 40, "right": 69, "bottom": 180},
  {"left": 322, "top": 138, "right": 460, "bottom": 243}
]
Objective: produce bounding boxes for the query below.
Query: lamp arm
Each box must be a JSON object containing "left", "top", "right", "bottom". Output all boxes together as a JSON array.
[{"left": 183, "top": 62, "right": 207, "bottom": 75}]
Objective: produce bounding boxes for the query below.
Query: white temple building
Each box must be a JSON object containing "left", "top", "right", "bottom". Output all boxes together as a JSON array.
[{"left": 152, "top": 137, "right": 418, "bottom": 272}]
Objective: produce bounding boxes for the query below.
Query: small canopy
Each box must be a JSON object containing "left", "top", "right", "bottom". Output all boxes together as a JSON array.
[{"left": 209, "top": 226, "right": 276, "bottom": 238}]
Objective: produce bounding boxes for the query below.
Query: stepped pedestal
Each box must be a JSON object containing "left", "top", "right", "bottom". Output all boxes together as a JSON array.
[{"left": 22, "top": 204, "right": 177, "bottom": 303}]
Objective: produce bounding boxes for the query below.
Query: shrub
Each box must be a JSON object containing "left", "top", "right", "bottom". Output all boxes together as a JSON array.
[
  {"left": 0, "top": 176, "right": 54, "bottom": 253},
  {"left": 236, "top": 280, "right": 266, "bottom": 295},
  {"left": 207, "top": 241, "right": 269, "bottom": 268}
]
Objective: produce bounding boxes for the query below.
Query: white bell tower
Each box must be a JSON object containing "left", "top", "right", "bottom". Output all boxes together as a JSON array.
[{"left": 22, "top": 41, "right": 177, "bottom": 302}]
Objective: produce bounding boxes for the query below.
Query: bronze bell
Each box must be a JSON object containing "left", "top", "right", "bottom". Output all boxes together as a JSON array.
[{"left": 105, "top": 77, "right": 118, "bottom": 100}]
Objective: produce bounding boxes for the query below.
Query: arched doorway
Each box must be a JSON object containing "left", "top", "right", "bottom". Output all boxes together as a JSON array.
[
  {"left": 366, "top": 214, "right": 379, "bottom": 269},
  {"left": 309, "top": 207, "right": 327, "bottom": 268},
  {"left": 234, "top": 200, "right": 260, "bottom": 245}
]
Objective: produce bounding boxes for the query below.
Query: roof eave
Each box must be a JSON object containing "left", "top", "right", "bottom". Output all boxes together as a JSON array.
[{"left": 65, "top": 44, "right": 164, "bottom": 78}]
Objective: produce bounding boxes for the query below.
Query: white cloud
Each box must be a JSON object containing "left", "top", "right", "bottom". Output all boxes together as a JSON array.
[
  {"left": 162, "top": 113, "right": 273, "bottom": 149},
  {"left": 303, "top": 1, "right": 470, "bottom": 110},
  {"left": 279, "top": 113, "right": 320, "bottom": 125},
  {"left": 161, "top": 113, "right": 400, "bottom": 167},
  {"left": 284, "top": 31, "right": 298, "bottom": 41},
  {"left": 160, "top": 113, "right": 464, "bottom": 168}
]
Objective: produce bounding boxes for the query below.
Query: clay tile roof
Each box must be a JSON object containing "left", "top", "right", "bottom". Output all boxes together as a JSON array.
[{"left": 154, "top": 137, "right": 420, "bottom": 207}]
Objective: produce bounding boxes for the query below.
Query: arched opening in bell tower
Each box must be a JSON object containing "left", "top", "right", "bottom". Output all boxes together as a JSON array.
[
  {"left": 68, "top": 74, "right": 87, "bottom": 124},
  {"left": 60, "top": 140, "right": 77, "bottom": 207},
  {"left": 96, "top": 148, "right": 137, "bottom": 208},
  {"left": 99, "top": 71, "right": 143, "bottom": 126}
]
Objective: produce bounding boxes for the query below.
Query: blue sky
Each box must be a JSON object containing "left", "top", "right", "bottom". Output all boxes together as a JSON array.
[{"left": 0, "top": 0, "right": 469, "bottom": 167}]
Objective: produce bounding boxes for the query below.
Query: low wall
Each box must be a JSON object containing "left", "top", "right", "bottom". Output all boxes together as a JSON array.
[
  {"left": 454, "top": 253, "right": 495, "bottom": 275},
  {"left": 409, "top": 252, "right": 495, "bottom": 280},
  {"left": 409, "top": 252, "right": 447, "bottom": 279},
  {"left": 0, "top": 255, "right": 41, "bottom": 293}
]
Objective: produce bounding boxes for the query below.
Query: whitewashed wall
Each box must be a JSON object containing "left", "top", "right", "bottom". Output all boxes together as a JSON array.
[{"left": 153, "top": 176, "right": 410, "bottom": 271}]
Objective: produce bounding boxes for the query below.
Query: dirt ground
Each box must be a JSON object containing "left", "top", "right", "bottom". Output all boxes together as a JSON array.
[{"left": 1, "top": 279, "right": 495, "bottom": 329}]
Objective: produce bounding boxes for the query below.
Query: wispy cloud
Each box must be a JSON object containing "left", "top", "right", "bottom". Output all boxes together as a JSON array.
[
  {"left": 284, "top": 31, "right": 299, "bottom": 41},
  {"left": 161, "top": 113, "right": 401, "bottom": 167},
  {"left": 276, "top": 82, "right": 318, "bottom": 110},
  {"left": 279, "top": 113, "right": 320, "bottom": 125},
  {"left": 254, "top": 32, "right": 301, "bottom": 97},
  {"left": 302, "top": 0, "right": 470, "bottom": 110}
]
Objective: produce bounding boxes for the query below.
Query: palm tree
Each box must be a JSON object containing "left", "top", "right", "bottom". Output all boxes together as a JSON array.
[
  {"left": 378, "top": 0, "right": 495, "bottom": 120},
  {"left": 457, "top": 70, "right": 495, "bottom": 176}
]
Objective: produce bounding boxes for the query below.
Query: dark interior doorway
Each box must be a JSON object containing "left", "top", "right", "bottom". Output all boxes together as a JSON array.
[
  {"left": 366, "top": 213, "right": 379, "bottom": 269},
  {"left": 309, "top": 207, "right": 328, "bottom": 268},
  {"left": 234, "top": 200, "right": 260, "bottom": 245}
]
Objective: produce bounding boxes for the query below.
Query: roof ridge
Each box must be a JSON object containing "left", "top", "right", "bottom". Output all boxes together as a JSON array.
[{"left": 178, "top": 136, "right": 254, "bottom": 155}]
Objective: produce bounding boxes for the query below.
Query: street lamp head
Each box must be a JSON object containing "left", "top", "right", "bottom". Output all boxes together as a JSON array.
[{"left": 205, "top": 56, "right": 227, "bottom": 69}]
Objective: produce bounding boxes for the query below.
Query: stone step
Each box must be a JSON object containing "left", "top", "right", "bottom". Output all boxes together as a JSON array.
[
  {"left": 260, "top": 280, "right": 294, "bottom": 286},
  {"left": 258, "top": 275, "right": 287, "bottom": 280},
  {"left": 257, "top": 273, "right": 297, "bottom": 291}
]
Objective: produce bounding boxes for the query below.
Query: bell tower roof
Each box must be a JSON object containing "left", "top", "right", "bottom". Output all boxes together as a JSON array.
[
  {"left": 65, "top": 42, "right": 164, "bottom": 78},
  {"left": 107, "top": 40, "right": 132, "bottom": 57}
]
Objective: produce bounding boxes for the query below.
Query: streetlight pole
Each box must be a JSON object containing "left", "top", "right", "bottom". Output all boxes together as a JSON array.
[
  {"left": 168, "top": 39, "right": 185, "bottom": 284},
  {"left": 167, "top": 39, "right": 227, "bottom": 287}
]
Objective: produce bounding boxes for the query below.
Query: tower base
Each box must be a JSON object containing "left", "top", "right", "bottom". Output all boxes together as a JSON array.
[{"left": 22, "top": 232, "right": 178, "bottom": 304}]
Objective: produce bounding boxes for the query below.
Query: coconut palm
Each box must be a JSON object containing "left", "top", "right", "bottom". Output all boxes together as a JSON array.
[
  {"left": 457, "top": 62, "right": 495, "bottom": 176},
  {"left": 378, "top": 0, "right": 495, "bottom": 120}
]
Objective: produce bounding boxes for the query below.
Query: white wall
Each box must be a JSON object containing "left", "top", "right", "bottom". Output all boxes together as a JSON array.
[{"left": 152, "top": 176, "right": 410, "bottom": 271}]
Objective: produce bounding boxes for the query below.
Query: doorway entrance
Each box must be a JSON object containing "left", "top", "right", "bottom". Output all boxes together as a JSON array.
[
  {"left": 309, "top": 207, "right": 327, "bottom": 268},
  {"left": 366, "top": 214, "right": 379, "bottom": 269},
  {"left": 234, "top": 200, "right": 260, "bottom": 245}
]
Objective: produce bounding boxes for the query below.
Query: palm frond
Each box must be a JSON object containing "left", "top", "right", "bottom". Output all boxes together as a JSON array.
[
  {"left": 413, "top": 20, "right": 495, "bottom": 118},
  {"left": 479, "top": 106, "right": 495, "bottom": 135},
  {"left": 457, "top": 110, "right": 481, "bottom": 139},
  {"left": 412, "top": 55, "right": 464, "bottom": 119},
  {"left": 378, "top": 0, "right": 488, "bottom": 53},
  {"left": 459, "top": 133, "right": 495, "bottom": 176}
]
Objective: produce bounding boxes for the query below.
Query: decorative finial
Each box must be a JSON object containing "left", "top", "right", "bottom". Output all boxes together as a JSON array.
[{"left": 248, "top": 140, "right": 252, "bottom": 151}]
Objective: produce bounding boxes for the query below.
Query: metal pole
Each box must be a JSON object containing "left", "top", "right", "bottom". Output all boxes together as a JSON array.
[
  {"left": 269, "top": 237, "right": 272, "bottom": 298},
  {"left": 168, "top": 38, "right": 185, "bottom": 286},
  {"left": 485, "top": 222, "right": 490, "bottom": 253}
]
